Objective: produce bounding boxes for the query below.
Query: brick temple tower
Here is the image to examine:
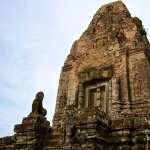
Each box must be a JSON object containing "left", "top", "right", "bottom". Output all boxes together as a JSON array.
[{"left": 0, "top": 1, "right": 150, "bottom": 150}]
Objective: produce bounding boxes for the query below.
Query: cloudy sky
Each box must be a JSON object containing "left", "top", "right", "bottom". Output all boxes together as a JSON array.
[{"left": 0, "top": 0, "right": 150, "bottom": 137}]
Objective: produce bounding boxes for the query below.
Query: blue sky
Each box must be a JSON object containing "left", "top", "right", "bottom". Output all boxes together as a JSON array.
[{"left": 0, "top": 0, "right": 150, "bottom": 137}]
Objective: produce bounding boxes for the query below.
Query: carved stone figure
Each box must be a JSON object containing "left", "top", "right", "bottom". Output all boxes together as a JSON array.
[
  {"left": 30, "top": 91, "right": 47, "bottom": 116},
  {"left": 133, "top": 74, "right": 142, "bottom": 97}
]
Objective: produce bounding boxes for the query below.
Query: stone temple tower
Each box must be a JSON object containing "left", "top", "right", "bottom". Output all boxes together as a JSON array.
[{"left": 0, "top": 1, "right": 150, "bottom": 150}]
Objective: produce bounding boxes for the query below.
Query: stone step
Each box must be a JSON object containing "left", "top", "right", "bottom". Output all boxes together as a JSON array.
[
  {"left": 46, "top": 132, "right": 61, "bottom": 142},
  {"left": 0, "top": 145, "right": 14, "bottom": 150},
  {"left": 44, "top": 130, "right": 61, "bottom": 149},
  {"left": 44, "top": 146, "right": 62, "bottom": 150},
  {"left": 45, "top": 140, "right": 58, "bottom": 146},
  {"left": 48, "top": 134, "right": 60, "bottom": 140},
  {"left": 45, "top": 137, "right": 60, "bottom": 147}
]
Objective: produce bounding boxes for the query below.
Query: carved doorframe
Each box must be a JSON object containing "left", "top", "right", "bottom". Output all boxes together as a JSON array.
[{"left": 77, "top": 66, "right": 113, "bottom": 115}]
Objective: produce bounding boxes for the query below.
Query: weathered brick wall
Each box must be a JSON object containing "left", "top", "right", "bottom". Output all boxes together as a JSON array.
[
  {"left": 0, "top": 136, "right": 14, "bottom": 150},
  {"left": 53, "top": 1, "right": 150, "bottom": 126}
]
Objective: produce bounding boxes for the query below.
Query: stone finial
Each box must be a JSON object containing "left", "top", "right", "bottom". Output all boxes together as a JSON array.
[{"left": 30, "top": 91, "right": 47, "bottom": 116}]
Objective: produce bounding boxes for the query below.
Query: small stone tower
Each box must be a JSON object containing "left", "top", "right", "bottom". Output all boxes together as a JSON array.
[{"left": 0, "top": 1, "right": 150, "bottom": 150}]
